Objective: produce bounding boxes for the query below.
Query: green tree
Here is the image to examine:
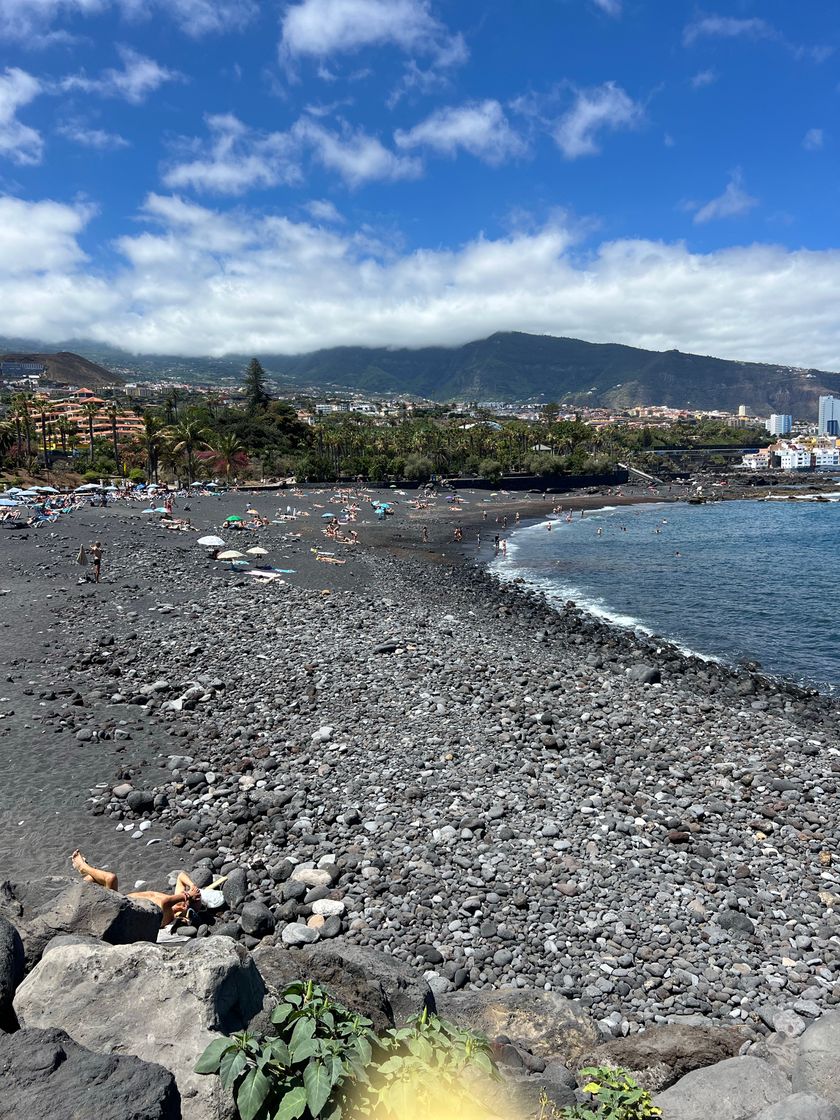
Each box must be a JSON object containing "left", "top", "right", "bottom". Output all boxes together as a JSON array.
[
  {"left": 244, "top": 358, "right": 271, "bottom": 412},
  {"left": 198, "top": 432, "right": 249, "bottom": 482},
  {"left": 81, "top": 402, "right": 100, "bottom": 466},
  {"left": 167, "top": 418, "right": 208, "bottom": 483}
]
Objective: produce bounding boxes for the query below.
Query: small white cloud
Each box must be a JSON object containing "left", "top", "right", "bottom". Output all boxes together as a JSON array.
[
  {"left": 394, "top": 100, "right": 526, "bottom": 165},
  {"left": 0, "top": 0, "right": 255, "bottom": 41},
  {"left": 57, "top": 121, "right": 129, "bottom": 149},
  {"left": 683, "top": 16, "right": 775, "bottom": 47},
  {"left": 692, "top": 171, "right": 758, "bottom": 223},
  {"left": 553, "top": 82, "right": 643, "bottom": 159},
  {"left": 280, "top": 0, "right": 466, "bottom": 68},
  {"left": 304, "top": 199, "right": 345, "bottom": 223},
  {"left": 690, "top": 69, "right": 717, "bottom": 89},
  {"left": 803, "top": 128, "right": 824, "bottom": 151},
  {"left": 592, "top": 0, "right": 621, "bottom": 16},
  {"left": 163, "top": 114, "right": 301, "bottom": 195},
  {"left": 62, "top": 45, "right": 182, "bottom": 104},
  {"left": 0, "top": 67, "right": 43, "bottom": 165},
  {"left": 294, "top": 116, "right": 423, "bottom": 187}
]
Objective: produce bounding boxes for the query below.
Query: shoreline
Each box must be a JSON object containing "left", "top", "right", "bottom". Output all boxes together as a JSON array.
[{"left": 2, "top": 481, "right": 840, "bottom": 1036}]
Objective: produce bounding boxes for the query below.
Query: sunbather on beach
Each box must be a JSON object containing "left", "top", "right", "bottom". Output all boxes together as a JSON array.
[{"left": 71, "top": 849, "right": 200, "bottom": 927}]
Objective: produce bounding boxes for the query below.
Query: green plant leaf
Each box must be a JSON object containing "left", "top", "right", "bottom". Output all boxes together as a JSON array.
[
  {"left": 236, "top": 1067, "right": 272, "bottom": 1120},
  {"left": 290, "top": 1017, "right": 317, "bottom": 1050},
  {"left": 273, "top": 1085, "right": 308, "bottom": 1120},
  {"left": 290, "top": 1038, "right": 320, "bottom": 1064},
  {"left": 304, "top": 1059, "right": 333, "bottom": 1117},
  {"left": 266, "top": 1038, "right": 291, "bottom": 1066},
  {"left": 271, "top": 1004, "right": 294, "bottom": 1027},
  {"left": 353, "top": 1036, "right": 372, "bottom": 1067},
  {"left": 194, "top": 1036, "right": 233, "bottom": 1074},
  {"left": 219, "top": 1047, "right": 249, "bottom": 1090}
]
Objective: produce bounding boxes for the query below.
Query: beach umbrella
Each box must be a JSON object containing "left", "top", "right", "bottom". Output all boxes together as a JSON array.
[
  {"left": 33, "top": 485, "right": 59, "bottom": 493},
  {"left": 0, "top": 498, "right": 19, "bottom": 507},
  {"left": 154, "top": 507, "right": 168, "bottom": 514},
  {"left": 197, "top": 535, "right": 226, "bottom": 547},
  {"left": 321, "top": 513, "right": 335, "bottom": 519},
  {"left": 224, "top": 515, "right": 243, "bottom": 522},
  {"left": 217, "top": 549, "right": 245, "bottom": 560},
  {"left": 75, "top": 483, "right": 103, "bottom": 491},
  {"left": 246, "top": 546, "right": 269, "bottom": 556}
]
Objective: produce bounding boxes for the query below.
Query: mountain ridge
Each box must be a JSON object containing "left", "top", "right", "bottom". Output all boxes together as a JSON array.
[{"left": 1, "top": 331, "right": 837, "bottom": 413}]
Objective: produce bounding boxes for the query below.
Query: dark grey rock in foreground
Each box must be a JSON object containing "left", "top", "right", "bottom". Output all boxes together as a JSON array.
[
  {"left": 0, "top": 916, "right": 24, "bottom": 1032},
  {"left": 0, "top": 877, "right": 160, "bottom": 971},
  {"left": 0, "top": 1027, "right": 180, "bottom": 1120}
]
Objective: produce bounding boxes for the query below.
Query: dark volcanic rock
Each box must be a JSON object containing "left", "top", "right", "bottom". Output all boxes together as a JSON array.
[
  {"left": 0, "top": 878, "right": 160, "bottom": 971},
  {"left": 0, "top": 916, "right": 24, "bottom": 1032},
  {"left": 0, "top": 1027, "right": 180, "bottom": 1120}
]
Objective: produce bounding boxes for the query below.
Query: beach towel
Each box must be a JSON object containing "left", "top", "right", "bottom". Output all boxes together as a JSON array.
[{"left": 75, "top": 545, "right": 87, "bottom": 566}]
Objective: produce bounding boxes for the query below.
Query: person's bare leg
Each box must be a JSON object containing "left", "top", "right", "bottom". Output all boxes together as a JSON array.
[{"left": 71, "top": 849, "right": 118, "bottom": 891}]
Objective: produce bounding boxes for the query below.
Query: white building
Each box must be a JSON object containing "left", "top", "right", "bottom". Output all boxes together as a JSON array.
[
  {"left": 767, "top": 414, "right": 792, "bottom": 436},
  {"left": 778, "top": 448, "right": 812, "bottom": 470},
  {"left": 814, "top": 448, "right": 840, "bottom": 468},
  {"left": 818, "top": 395, "right": 840, "bottom": 435},
  {"left": 741, "top": 451, "right": 771, "bottom": 470}
]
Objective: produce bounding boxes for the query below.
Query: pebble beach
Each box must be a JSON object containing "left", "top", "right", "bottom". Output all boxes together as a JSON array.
[{"left": 2, "top": 481, "right": 839, "bottom": 1038}]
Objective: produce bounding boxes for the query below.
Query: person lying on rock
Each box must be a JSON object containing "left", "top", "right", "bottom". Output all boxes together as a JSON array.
[{"left": 71, "top": 850, "right": 201, "bottom": 928}]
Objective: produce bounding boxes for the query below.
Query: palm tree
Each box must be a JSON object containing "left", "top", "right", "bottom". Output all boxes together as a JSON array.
[
  {"left": 166, "top": 418, "right": 208, "bottom": 483},
  {"left": 12, "top": 395, "right": 33, "bottom": 461},
  {"left": 163, "top": 389, "right": 180, "bottom": 424},
  {"left": 39, "top": 409, "right": 50, "bottom": 469},
  {"left": 142, "top": 413, "right": 165, "bottom": 483},
  {"left": 56, "top": 418, "right": 73, "bottom": 454},
  {"left": 106, "top": 401, "right": 119, "bottom": 470},
  {"left": 198, "top": 432, "right": 248, "bottom": 482},
  {"left": 81, "top": 402, "right": 100, "bottom": 465}
]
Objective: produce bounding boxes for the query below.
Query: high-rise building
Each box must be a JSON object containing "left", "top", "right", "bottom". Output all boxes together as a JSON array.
[
  {"left": 767, "top": 414, "right": 792, "bottom": 436},
  {"left": 818, "top": 395, "right": 840, "bottom": 435},
  {"left": 738, "top": 404, "right": 749, "bottom": 418}
]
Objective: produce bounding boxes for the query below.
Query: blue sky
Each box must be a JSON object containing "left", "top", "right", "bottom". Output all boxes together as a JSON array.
[{"left": 1, "top": 0, "right": 840, "bottom": 366}]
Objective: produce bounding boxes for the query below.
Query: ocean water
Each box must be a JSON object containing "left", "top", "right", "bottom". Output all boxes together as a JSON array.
[{"left": 490, "top": 499, "right": 840, "bottom": 691}]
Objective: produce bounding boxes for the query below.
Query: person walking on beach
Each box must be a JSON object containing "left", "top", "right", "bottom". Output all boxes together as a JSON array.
[
  {"left": 422, "top": 525, "right": 428, "bottom": 543},
  {"left": 90, "top": 541, "right": 103, "bottom": 583}
]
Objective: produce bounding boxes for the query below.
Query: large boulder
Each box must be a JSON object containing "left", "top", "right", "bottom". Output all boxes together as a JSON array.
[
  {"left": 252, "top": 944, "right": 389, "bottom": 1031},
  {"left": 252, "top": 941, "right": 433, "bottom": 1031},
  {"left": 0, "top": 877, "right": 160, "bottom": 970},
  {"left": 0, "top": 915, "right": 24, "bottom": 1032},
  {"left": 436, "top": 988, "right": 598, "bottom": 1064},
  {"left": 654, "top": 1056, "right": 790, "bottom": 1120},
  {"left": 14, "top": 937, "right": 266, "bottom": 1120},
  {"left": 0, "top": 1027, "right": 179, "bottom": 1120},
  {"left": 594, "top": 1022, "right": 749, "bottom": 1091},
  {"left": 752, "top": 1092, "right": 840, "bottom": 1120},
  {"left": 792, "top": 1011, "right": 840, "bottom": 1104}
]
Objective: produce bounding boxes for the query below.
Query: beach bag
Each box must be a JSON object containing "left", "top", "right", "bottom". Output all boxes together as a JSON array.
[{"left": 76, "top": 545, "right": 87, "bottom": 566}]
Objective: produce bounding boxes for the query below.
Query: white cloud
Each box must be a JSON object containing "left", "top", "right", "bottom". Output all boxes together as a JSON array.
[
  {"left": 683, "top": 16, "right": 775, "bottom": 47},
  {"left": 394, "top": 100, "right": 526, "bottom": 165},
  {"left": 9, "top": 190, "right": 840, "bottom": 376},
  {"left": 293, "top": 116, "right": 422, "bottom": 187},
  {"left": 62, "top": 46, "right": 181, "bottom": 104},
  {"left": 803, "top": 128, "right": 824, "bottom": 151},
  {"left": 57, "top": 122, "right": 129, "bottom": 148},
  {"left": 164, "top": 113, "right": 417, "bottom": 193},
  {"left": 592, "top": 0, "right": 621, "bottom": 16},
  {"left": 304, "top": 199, "right": 344, "bottom": 223},
  {"left": 0, "top": 0, "right": 255, "bottom": 41},
  {"left": 553, "top": 82, "right": 642, "bottom": 159},
  {"left": 163, "top": 114, "right": 301, "bottom": 195},
  {"left": 0, "top": 67, "right": 43, "bottom": 165},
  {"left": 280, "top": 0, "right": 466, "bottom": 67},
  {"left": 690, "top": 68, "right": 717, "bottom": 89},
  {"left": 692, "top": 172, "right": 758, "bottom": 224}
]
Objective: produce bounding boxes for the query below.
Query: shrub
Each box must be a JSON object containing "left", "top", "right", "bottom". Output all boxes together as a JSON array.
[
  {"left": 538, "top": 1066, "right": 661, "bottom": 1120},
  {"left": 195, "top": 980, "right": 497, "bottom": 1120}
]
